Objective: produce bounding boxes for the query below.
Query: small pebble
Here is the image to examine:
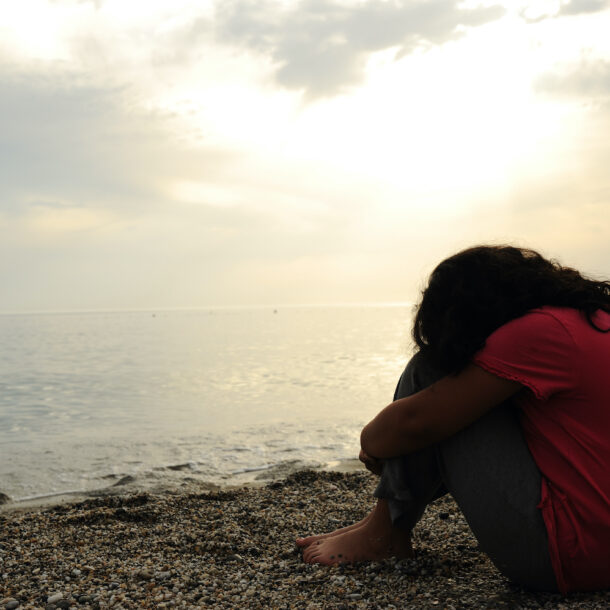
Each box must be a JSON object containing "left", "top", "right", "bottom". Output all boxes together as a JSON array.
[{"left": 47, "top": 594, "right": 63, "bottom": 604}]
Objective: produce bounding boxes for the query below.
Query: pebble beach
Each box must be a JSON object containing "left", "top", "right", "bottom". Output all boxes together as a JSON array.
[{"left": 1, "top": 470, "right": 609, "bottom": 609}]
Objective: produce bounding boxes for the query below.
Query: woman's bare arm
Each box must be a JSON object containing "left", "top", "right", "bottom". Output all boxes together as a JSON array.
[{"left": 360, "top": 364, "right": 522, "bottom": 459}]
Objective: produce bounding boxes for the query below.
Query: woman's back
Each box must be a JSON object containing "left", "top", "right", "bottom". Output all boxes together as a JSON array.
[{"left": 474, "top": 306, "right": 610, "bottom": 592}]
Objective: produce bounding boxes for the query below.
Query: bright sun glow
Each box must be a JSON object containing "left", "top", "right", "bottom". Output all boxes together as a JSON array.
[
  {"left": 2, "top": 1, "right": 73, "bottom": 61},
  {"left": 245, "top": 17, "right": 568, "bottom": 197},
  {"left": 1, "top": 0, "right": 609, "bottom": 311}
]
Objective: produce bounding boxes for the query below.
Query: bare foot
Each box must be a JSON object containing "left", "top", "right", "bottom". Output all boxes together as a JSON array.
[
  {"left": 301, "top": 499, "right": 414, "bottom": 565},
  {"left": 296, "top": 512, "right": 372, "bottom": 548}
]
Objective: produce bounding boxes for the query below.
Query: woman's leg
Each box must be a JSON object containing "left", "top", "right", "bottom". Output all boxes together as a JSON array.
[
  {"left": 296, "top": 355, "right": 435, "bottom": 555},
  {"left": 297, "top": 358, "right": 430, "bottom": 562},
  {"left": 377, "top": 352, "right": 557, "bottom": 591},
  {"left": 438, "top": 404, "right": 557, "bottom": 590},
  {"left": 374, "top": 352, "right": 447, "bottom": 531},
  {"left": 300, "top": 353, "right": 557, "bottom": 591}
]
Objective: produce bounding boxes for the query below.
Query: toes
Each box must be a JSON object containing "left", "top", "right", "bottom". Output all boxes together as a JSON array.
[
  {"left": 305, "top": 547, "right": 323, "bottom": 562},
  {"left": 302, "top": 544, "right": 348, "bottom": 567},
  {"left": 295, "top": 537, "right": 312, "bottom": 547},
  {"left": 296, "top": 534, "right": 327, "bottom": 548},
  {"left": 305, "top": 550, "right": 321, "bottom": 564}
]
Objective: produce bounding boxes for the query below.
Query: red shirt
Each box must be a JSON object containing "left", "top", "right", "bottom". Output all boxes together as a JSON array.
[{"left": 473, "top": 306, "right": 610, "bottom": 593}]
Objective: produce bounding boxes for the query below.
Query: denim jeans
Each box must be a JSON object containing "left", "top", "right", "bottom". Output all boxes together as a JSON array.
[{"left": 374, "top": 352, "right": 558, "bottom": 591}]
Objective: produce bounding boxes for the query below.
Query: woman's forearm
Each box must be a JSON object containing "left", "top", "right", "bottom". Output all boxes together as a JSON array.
[
  {"left": 360, "top": 397, "right": 427, "bottom": 458},
  {"left": 360, "top": 364, "right": 523, "bottom": 460}
]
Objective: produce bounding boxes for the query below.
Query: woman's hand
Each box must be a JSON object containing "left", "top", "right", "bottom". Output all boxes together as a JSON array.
[{"left": 358, "top": 449, "right": 384, "bottom": 476}]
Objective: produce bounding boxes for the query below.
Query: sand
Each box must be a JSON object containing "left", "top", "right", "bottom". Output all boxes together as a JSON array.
[{"left": 1, "top": 470, "right": 609, "bottom": 609}]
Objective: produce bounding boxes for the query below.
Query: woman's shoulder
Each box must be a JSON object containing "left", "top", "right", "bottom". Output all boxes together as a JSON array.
[
  {"left": 522, "top": 305, "right": 584, "bottom": 323},
  {"left": 476, "top": 306, "right": 608, "bottom": 366},
  {"left": 474, "top": 308, "right": 584, "bottom": 400},
  {"left": 515, "top": 306, "right": 610, "bottom": 342},
  {"left": 491, "top": 306, "right": 579, "bottom": 343}
]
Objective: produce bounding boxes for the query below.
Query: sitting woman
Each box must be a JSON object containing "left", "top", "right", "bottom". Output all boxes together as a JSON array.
[{"left": 297, "top": 245, "right": 610, "bottom": 594}]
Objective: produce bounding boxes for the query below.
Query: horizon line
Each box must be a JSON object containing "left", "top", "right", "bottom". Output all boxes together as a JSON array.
[{"left": 0, "top": 301, "right": 416, "bottom": 316}]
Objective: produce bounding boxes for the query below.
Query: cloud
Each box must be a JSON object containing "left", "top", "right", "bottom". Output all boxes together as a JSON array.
[
  {"left": 557, "top": 0, "right": 610, "bottom": 16},
  {"left": 0, "top": 65, "right": 237, "bottom": 218},
  {"left": 520, "top": 0, "right": 610, "bottom": 22},
  {"left": 2, "top": 0, "right": 608, "bottom": 311},
  {"left": 534, "top": 59, "right": 610, "bottom": 99},
  {"left": 210, "top": 0, "right": 505, "bottom": 98},
  {"left": 0, "top": 62, "right": 255, "bottom": 309},
  {"left": 0, "top": 60, "right": 378, "bottom": 310}
]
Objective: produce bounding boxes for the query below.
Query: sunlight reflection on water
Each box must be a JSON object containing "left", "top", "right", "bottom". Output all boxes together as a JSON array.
[{"left": 0, "top": 305, "right": 413, "bottom": 498}]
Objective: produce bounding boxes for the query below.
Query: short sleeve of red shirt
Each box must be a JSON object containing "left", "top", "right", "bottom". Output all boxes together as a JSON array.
[{"left": 472, "top": 309, "right": 578, "bottom": 400}]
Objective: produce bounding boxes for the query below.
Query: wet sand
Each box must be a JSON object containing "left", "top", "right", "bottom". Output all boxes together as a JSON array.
[{"left": 1, "top": 470, "right": 609, "bottom": 609}]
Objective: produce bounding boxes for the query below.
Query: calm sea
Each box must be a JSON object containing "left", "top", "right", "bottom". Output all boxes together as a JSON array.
[{"left": 0, "top": 305, "right": 413, "bottom": 501}]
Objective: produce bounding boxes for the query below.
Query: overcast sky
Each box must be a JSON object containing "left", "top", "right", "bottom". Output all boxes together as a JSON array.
[{"left": 1, "top": 0, "right": 609, "bottom": 312}]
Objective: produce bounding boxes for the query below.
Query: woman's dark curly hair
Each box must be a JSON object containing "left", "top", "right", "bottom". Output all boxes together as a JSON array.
[{"left": 413, "top": 245, "right": 610, "bottom": 374}]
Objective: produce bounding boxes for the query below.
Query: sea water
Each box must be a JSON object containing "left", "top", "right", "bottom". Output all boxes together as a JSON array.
[{"left": 0, "top": 305, "right": 413, "bottom": 500}]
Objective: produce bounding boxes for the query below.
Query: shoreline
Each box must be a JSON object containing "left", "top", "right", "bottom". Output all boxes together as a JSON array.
[
  {"left": 0, "top": 458, "right": 364, "bottom": 515},
  {"left": 1, "top": 469, "right": 609, "bottom": 609}
]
